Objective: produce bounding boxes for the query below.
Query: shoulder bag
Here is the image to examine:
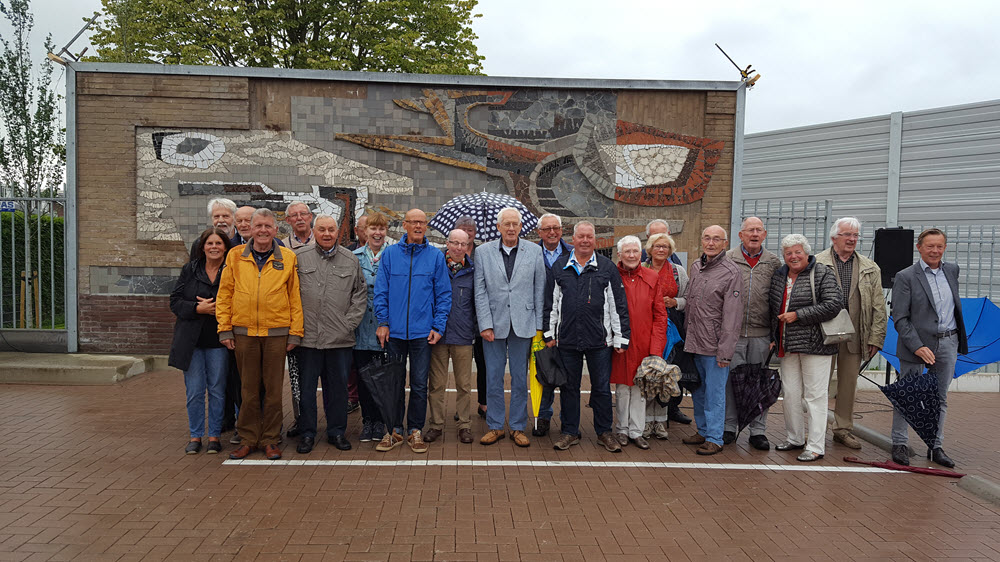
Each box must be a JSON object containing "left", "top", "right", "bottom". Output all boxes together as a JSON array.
[{"left": 808, "top": 267, "right": 856, "bottom": 345}]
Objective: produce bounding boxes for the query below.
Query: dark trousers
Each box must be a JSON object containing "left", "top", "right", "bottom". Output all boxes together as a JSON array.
[
  {"left": 297, "top": 346, "right": 352, "bottom": 439},
  {"left": 352, "top": 349, "right": 385, "bottom": 424},
  {"left": 474, "top": 335, "right": 487, "bottom": 407},
  {"left": 233, "top": 334, "right": 287, "bottom": 447},
  {"left": 222, "top": 349, "right": 240, "bottom": 430},
  {"left": 559, "top": 346, "right": 613, "bottom": 437},
  {"left": 387, "top": 337, "right": 431, "bottom": 435}
]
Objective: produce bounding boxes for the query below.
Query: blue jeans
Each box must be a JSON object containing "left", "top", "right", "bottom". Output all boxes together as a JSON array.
[
  {"left": 537, "top": 386, "right": 555, "bottom": 420},
  {"left": 184, "top": 347, "right": 229, "bottom": 438},
  {"left": 691, "top": 354, "right": 730, "bottom": 446},
  {"left": 297, "top": 347, "right": 352, "bottom": 439},
  {"left": 387, "top": 337, "right": 430, "bottom": 435},
  {"left": 483, "top": 335, "right": 531, "bottom": 431},
  {"left": 559, "top": 346, "right": 613, "bottom": 437}
]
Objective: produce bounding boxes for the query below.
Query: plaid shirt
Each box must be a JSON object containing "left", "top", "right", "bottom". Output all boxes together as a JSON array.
[{"left": 834, "top": 252, "right": 854, "bottom": 311}]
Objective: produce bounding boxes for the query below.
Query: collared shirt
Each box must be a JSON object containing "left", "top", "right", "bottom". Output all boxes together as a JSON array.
[
  {"left": 318, "top": 244, "right": 337, "bottom": 258},
  {"left": 834, "top": 251, "right": 855, "bottom": 311},
  {"left": 542, "top": 243, "right": 565, "bottom": 268},
  {"left": 919, "top": 259, "right": 957, "bottom": 332},
  {"left": 250, "top": 244, "right": 274, "bottom": 271},
  {"left": 741, "top": 244, "right": 762, "bottom": 268},
  {"left": 565, "top": 251, "right": 598, "bottom": 275},
  {"left": 293, "top": 233, "right": 314, "bottom": 246}
]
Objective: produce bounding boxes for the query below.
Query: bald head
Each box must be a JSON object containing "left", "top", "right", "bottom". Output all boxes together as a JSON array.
[
  {"left": 446, "top": 229, "right": 470, "bottom": 262},
  {"left": 403, "top": 208, "right": 428, "bottom": 244},
  {"left": 701, "top": 225, "right": 728, "bottom": 258}
]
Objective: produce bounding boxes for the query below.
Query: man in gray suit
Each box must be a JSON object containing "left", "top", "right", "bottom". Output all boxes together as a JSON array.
[
  {"left": 890, "top": 228, "right": 967, "bottom": 468},
  {"left": 474, "top": 207, "right": 547, "bottom": 447}
]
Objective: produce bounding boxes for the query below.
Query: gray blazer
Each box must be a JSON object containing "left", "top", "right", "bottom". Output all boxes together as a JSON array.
[
  {"left": 892, "top": 260, "right": 968, "bottom": 364},
  {"left": 474, "top": 239, "right": 546, "bottom": 340}
]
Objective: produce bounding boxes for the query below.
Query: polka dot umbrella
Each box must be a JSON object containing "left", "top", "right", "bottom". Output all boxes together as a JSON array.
[{"left": 428, "top": 192, "right": 539, "bottom": 241}]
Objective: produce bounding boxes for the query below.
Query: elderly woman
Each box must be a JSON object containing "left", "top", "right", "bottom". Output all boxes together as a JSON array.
[
  {"left": 769, "top": 234, "right": 843, "bottom": 462},
  {"left": 169, "top": 227, "right": 234, "bottom": 454},
  {"left": 642, "top": 232, "right": 687, "bottom": 440},
  {"left": 611, "top": 236, "right": 668, "bottom": 449},
  {"left": 352, "top": 212, "right": 390, "bottom": 443}
]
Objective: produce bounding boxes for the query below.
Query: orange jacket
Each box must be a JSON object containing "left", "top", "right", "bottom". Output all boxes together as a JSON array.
[{"left": 216, "top": 242, "right": 304, "bottom": 343}]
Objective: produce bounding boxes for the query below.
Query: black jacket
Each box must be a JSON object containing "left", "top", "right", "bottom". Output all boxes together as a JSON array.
[
  {"left": 543, "top": 252, "right": 630, "bottom": 350},
  {"left": 168, "top": 259, "right": 226, "bottom": 371},
  {"left": 768, "top": 256, "right": 843, "bottom": 356}
]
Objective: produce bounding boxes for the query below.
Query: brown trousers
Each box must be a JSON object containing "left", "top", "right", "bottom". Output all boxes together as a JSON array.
[
  {"left": 830, "top": 344, "right": 862, "bottom": 433},
  {"left": 234, "top": 334, "right": 287, "bottom": 447},
  {"left": 427, "top": 344, "right": 474, "bottom": 431}
]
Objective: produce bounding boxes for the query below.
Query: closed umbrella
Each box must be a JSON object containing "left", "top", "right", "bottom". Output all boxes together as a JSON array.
[
  {"left": 528, "top": 331, "right": 546, "bottom": 428},
  {"left": 728, "top": 351, "right": 782, "bottom": 437},
  {"left": 358, "top": 353, "right": 407, "bottom": 435}
]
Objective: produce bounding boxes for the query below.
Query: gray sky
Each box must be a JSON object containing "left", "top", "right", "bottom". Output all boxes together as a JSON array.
[{"left": 16, "top": 0, "right": 1000, "bottom": 133}]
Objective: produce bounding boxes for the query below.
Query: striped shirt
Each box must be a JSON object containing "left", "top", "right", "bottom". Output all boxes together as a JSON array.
[{"left": 834, "top": 252, "right": 854, "bottom": 311}]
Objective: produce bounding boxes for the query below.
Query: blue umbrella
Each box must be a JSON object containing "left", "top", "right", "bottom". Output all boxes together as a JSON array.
[{"left": 880, "top": 297, "right": 1000, "bottom": 377}]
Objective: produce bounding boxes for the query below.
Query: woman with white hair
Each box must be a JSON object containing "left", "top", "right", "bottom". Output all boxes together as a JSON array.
[
  {"left": 610, "top": 235, "right": 668, "bottom": 449},
  {"left": 643, "top": 232, "right": 687, "bottom": 440},
  {"left": 768, "top": 234, "right": 843, "bottom": 461}
]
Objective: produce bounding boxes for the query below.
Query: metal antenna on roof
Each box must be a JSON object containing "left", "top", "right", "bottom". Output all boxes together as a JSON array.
[
  {"left": 715, "top": 44, "right": 761, "bottom": 88},
  {"left": 47, "top": 13, "right": 100, "bottom": 65}
]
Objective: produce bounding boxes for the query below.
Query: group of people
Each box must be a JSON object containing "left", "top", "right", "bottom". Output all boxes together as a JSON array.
[{"left": 169, "top": 197, "right": 965, "bottom": 468}]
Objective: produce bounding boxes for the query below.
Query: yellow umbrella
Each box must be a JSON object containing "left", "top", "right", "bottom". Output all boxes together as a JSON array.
[{"left": 528, "top": 330, "right": 546, "bottom": 427}]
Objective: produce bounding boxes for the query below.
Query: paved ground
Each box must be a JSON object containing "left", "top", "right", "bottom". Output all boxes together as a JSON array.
[{"left": 2, "top": 370, "right": 1000, "bottom": 561}]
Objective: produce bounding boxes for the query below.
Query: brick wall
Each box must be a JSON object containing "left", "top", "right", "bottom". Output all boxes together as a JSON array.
[{"left": 78, "top": 295, "right": 174, "bottom": 354}]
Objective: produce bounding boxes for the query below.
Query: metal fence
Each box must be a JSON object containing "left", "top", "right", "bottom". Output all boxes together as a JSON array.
[{"left": 0, "top": 192, "right": 67, "bottom": 334}]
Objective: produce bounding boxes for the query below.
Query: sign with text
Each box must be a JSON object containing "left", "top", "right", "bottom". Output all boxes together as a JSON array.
[{"left": 0, "top": 201, "right": 15, "bottom": 213}]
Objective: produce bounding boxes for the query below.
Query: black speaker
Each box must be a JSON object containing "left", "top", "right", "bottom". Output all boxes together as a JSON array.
[{"left": 873, "top": 228, "right": 914, "bottom": 288}]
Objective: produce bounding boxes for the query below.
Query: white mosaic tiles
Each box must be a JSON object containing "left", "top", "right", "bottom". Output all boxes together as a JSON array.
[{"left": 599, "top": 144, "right": 690, "bottom": 189}]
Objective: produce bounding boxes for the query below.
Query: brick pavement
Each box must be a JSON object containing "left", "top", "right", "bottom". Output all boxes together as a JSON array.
[{"left": 2, "top": 371, "right": 1000, "bottom": 561}]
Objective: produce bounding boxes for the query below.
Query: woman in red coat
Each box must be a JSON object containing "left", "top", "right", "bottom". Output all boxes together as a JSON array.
[{"left": 611, "top": 236, "right": 668, "bottom": 449}]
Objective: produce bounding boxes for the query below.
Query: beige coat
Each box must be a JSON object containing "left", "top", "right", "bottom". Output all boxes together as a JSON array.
[
  {"left": 726, "top": 247, "right": 782, "bottom": 339},
  {"left": 815, "top": 248, "right": 888, "bottom": 351}
]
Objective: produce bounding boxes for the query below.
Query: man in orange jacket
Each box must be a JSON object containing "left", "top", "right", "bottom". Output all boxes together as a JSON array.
[{"left": 217, "top": 208, "right": 304, "bottom": 461}]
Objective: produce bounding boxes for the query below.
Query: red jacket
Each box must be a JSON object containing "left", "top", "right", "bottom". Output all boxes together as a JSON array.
[{"left": 611, "top": 263, "right": 668, "bottom": 386}]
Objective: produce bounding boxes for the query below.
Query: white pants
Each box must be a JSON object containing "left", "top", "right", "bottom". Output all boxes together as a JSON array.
[
  {"left": 779, "top": 353, "right": 833, "bottom": 455},
  {"left": 645, "top": 400, "right": 667, "bottom": 422},
  {"left": 615, "top": 384, "right": 646, "bottom": 438}
]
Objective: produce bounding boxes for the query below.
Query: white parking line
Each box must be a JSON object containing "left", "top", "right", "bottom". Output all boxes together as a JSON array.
[{"left": 223, "top": 458, "right": 895, "bottom": 473}]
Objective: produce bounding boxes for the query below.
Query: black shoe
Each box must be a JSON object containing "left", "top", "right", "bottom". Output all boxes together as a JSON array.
[
  {"left": 748, "top": 435, "right": 770, "bottom": 451},
  {"left": 477, "top": 405, "right": 487, "bottom": 419},
  {"left": 206, "top": 441, "right": 222, "bottom": 454},
  {"left": 329, "top": 434, "right": 352, "bottom": 451},
  {"left": 454, "top": 412, "right": 459, "bottom": 421},
  {"left": 185, "top": 440, "right": 202, "bottom": 455},
  {"left": 286, "top": 421, "right": 302, "bottom": 438},
  {"left": 532, "top": 418, "right": 550, "bottom": 437},
  {"left": 346, "top": 401, "right": 360, "bottom": 415},
  {"left": 891, "top": 444, "right": 910, "bottom": 466},
  {"left": 296, "top": 435, "right": 314, "bottom": 454},
  {"left": 668, "top": 408, "right": 692, "bottom": 425},
  {"left": 722, "top": 431, "right": 736, "bottom": 445},
  {"left": 928, "top": 447, "right": 955, "bottom": 468}
]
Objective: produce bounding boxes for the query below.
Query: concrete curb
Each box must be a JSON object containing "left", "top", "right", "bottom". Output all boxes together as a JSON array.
[
  {"left": 0, "top": 353, "right": 172, "bottom": 385},
  {"left": 826, "top": 410, "right": 915, "bottom": 457},
  {"left": 958, "top": 476, "right": 1000, "bottom": 506}
]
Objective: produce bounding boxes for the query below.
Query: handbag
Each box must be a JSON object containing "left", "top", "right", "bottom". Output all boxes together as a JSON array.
[{"left": 808, "top": 267, "right": 856, "bottom": 345}]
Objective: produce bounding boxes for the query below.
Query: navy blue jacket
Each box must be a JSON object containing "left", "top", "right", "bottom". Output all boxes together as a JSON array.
[
  {"left": 441, "top": 255, "right": 477, "bottom": 346},
  {"left": 543, "top": 252, "right": 630, "bottom": 350},
  {"left": 539, "top": 238, "right": 574, "bottom": 270}
]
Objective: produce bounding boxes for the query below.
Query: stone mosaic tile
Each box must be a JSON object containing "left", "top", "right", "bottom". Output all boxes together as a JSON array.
[{"left": 90, "top": 266, "right": 181, "bottom": 295}]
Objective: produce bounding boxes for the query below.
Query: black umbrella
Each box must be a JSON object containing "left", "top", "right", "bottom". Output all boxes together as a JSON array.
[
  {"left": 729, "top": 351, "right": 782, "bottom": 437},
  {"left": 861, "top": 368, "right": 942, "bottom": 450},
  {"left": 534, "top": 345, "right": 567, "bottom": 388},
  {"left": 428, "top": 191, "right": 539, "bottom": 241},
  {"left": 358, "top": 353, "right": 406, "bottom": 433}
]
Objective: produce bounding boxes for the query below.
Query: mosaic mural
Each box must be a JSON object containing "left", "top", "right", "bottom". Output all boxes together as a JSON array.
[{"left": 135, "top": 86, "right": 724, "bottom": 245}]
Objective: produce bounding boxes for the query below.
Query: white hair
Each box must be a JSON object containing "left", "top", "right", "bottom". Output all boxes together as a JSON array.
[
  {"left": 780, "top": 233, "right": 812, "bottom": 255},
  {"left": 313, "top": 214, "right": 338, "bottom": 227},
  {"left": 539, "top": 213, "right": 562, "bottom": 227},
  {"left": 495, "top": 207, "right": 522, "bottom": 224},
  {"left": 701, "top": 225, "right": 728, "bottom": 240},
  {"left": 285, "top": 201, "right": 311, "bottom": 215},
  {"left": 207, "top": 198, "right": 236, "bottom": 219},
  {"left": 617, "top": 235, "right": 642, "bottom": 254},
  {"left": 573, "top": 221, "right": 595, "bottom": 236},
  {"left": 830, "top": 217, "right": 861, "bottom": 239},
  {"left": 251, "top": 207, "right": 277, "bottom": 225},
  {"left": 645, "top": 219, "right": 669, "bottom": 237},
  {"left": 740, "top": 216, "right": 765, "bottom": 231}
]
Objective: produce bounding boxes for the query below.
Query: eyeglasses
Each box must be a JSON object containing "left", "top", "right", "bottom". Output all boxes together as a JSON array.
[
  {"left": 499, "top": 221, "right": 521, "bottom": 228},
  {"left": 446, "top": 240, "right": 467, "bottom": 246},
  {"left": 702, "top": 236, "right": 726, "bottom": 243},
  {"left": 837, "top": 232, "right": 861, "bottom": 239},
  {"left": 652, "top": 245, "right": 671, "bottom": 251},
  {"left": 538, "top": 226, "right": 561, "bottom": 232},
  {"left": 405, "top": 220, "right": 427, "bottom": 226},
  {"left": 287, "top": 212, "right": 311, "bottom": 219}
]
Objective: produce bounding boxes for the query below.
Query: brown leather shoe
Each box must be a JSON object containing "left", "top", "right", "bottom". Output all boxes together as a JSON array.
[
  {"left": 511, "top": 430, "right": 530, "bottom": 447},
  {"left": 228, "top": 445, "right": 254, "bottom": 460},
  {"left": 423, "top": 428, "right": 442, "bottom": 442},
  {"left": 264, "top": 444, "right": 281, "bottom": 460},
  {"left": 458, "top": 428, "right": 473, "bottom": 444},
  {"left": 696, "top": 442, "right": 722, "bottom": 455},
  {"left": 682, "top": 434, "right": 706, "bottom": 445},
  {"left": 480, "top": 429, "right": 506, "bottom": 445},
  {"left": 597, "top": 432, "right": 622, "bottom": 453}
]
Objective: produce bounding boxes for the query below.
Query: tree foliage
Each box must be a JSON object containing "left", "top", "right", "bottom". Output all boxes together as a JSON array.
[{"left": 87, "top": 0, "right": 485, "bottom": 74}]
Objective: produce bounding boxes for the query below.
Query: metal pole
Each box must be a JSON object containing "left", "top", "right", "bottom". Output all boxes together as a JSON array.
[{"left": 65, "top": 66, "right": 78, "bottom": 352}]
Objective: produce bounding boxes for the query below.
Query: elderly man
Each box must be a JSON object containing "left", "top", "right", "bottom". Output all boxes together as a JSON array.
[
  {"left": 233, "top": 205, "right": 285, "bottom": 247},
  {"left": 189, "top": 198, "right": 237, "bottom": 260},
  {"left": 680, "top": 225, "right": 744, "bottom": 455},
  {"left": 544, "top": 221, "right": 630, "bottom": 453},
  {"left": 426, "top": 229, "right": 478, "bottom": 444},
  {"left": 475, "top": 208, "right": 546, "bottom": 447},
  {"left": 722, "top": 217, "right": 781, "bottom": 450},
  {"left": 454, "top": 215, "right": 489, "bottom": 420},
  {"left": 890, "top": 228, "right": 966, "bottom": 468},
  {"left": 815, "top": 217, "right": 888, "bottom": 450},
  {"left": 530, "top": 213, "right": 573, "bottom": 436},
  {"left": 293, "top": 215, "right": 367, "bottom": 454},
  {"left": 283, "top": 201, "right": 315, "bottom": 249},
  {"left": 373, "top": 209, "right": 451, "bottom": 453},
  {"left": 348, "top": 214, "right": 368, "bottom": 251},
  {"left": 217, "top": 208, "right": 303, "bottom": 460}
]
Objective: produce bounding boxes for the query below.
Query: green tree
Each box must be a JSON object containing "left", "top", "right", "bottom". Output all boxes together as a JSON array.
[
  {"left": 0, "top": 0, "right": 66, "bottom": 329},
  {"left": 87, "top": 0, "right": 484, "bottom": 74}
]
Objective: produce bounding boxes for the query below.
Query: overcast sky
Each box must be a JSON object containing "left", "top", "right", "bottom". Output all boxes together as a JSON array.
[{"left": 15, "top": 0, "right": 1000, "bottom": 133}]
